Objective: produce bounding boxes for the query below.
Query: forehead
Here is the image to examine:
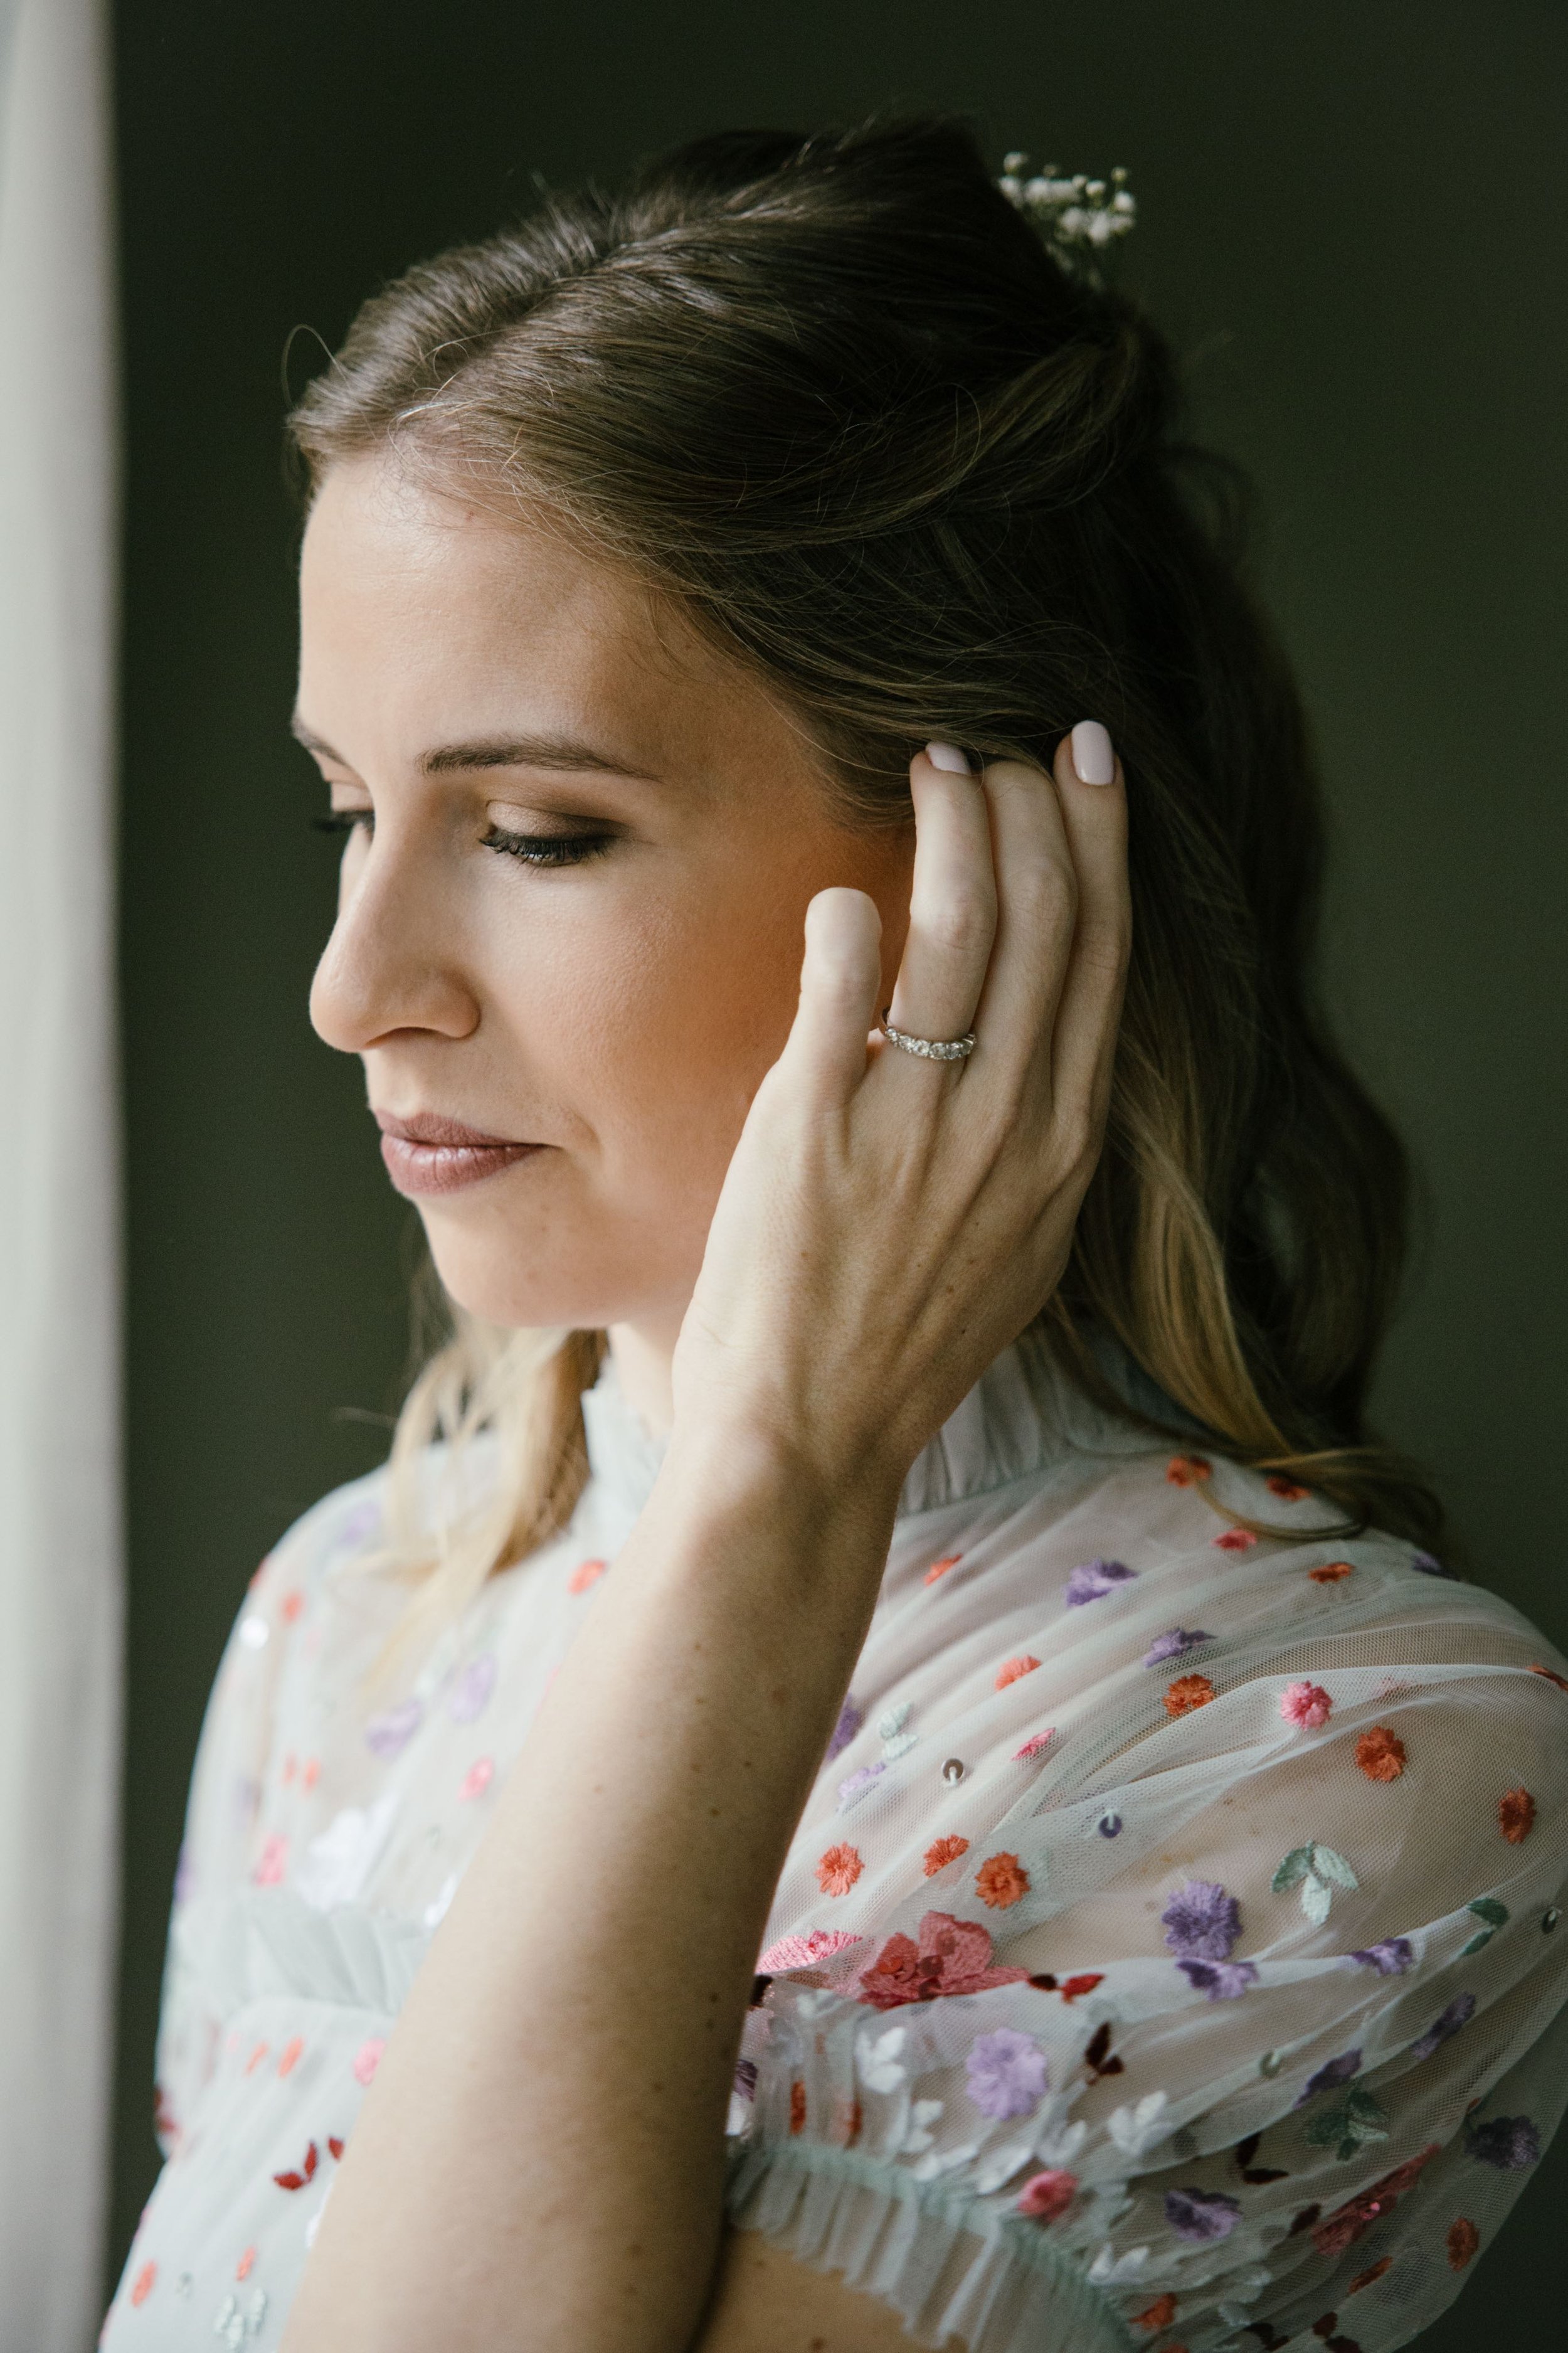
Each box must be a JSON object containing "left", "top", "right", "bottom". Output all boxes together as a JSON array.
[{"left": 296, "top": 454, "right": 787, "bottom": 780}]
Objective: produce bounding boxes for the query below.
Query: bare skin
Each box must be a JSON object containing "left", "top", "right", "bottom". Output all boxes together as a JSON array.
[{"left": 283, "top": 454, "right": 1130, "bottom": 2352}]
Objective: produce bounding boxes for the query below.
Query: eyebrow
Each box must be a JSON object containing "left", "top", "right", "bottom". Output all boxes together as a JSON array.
[{"left": 289, "top": 715, "right": 660, "bottom": 784}]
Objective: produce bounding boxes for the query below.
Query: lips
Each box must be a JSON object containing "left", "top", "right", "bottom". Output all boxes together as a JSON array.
[{"left": 373, "top": 1109, "right": 544, "bottom": 1198}]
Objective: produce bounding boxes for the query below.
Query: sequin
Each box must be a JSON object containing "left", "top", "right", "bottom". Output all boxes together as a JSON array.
[{"left": 941, "top": 1757, "right": 967, "bottom": 1784}]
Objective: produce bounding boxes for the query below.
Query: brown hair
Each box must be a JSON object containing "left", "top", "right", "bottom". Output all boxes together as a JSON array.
[{"left": 289, "top": 114, "right": 1440, "bottom": 1621}]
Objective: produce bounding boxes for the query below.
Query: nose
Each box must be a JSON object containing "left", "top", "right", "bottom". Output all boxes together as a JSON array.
[{"left": 309, "top": 825, "right": 479, "bottom": 1054}]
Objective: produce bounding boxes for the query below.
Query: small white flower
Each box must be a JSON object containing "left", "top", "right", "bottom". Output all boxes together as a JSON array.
[
  {"left": 973, "top": 2140, "right": 1036, "bottom": 2196},
  {"left": 421, "top": 1870, "right": 460, "bottom": 1930},
  {"left": 1034, "top": 2115, "right": 1088, "bottom": 2167},
  {"left": 296, "top": 1790, "right": 398, "bottom": 1911},
  {"left": 876, "top": 1701, "right": 913, "bottom": 1740},
  {"left": 1108, "top": 2091, "right": 1172, "bottom": 2158},
  {"left": 882, "top": 1732, "right": 919, "bottom": 1761},
  {"left": 1088, "top": 2243, "right": 1152, "bottom": 2285},
  {"left": 857, "top": 2024, "right": 909, "bottom": 2095},
  {"left": 910, "top": 2141, "right": 977, "bottom": 2182},
  {"left": 900, "top": 2097, "right": 945, "bottom": 2155}
]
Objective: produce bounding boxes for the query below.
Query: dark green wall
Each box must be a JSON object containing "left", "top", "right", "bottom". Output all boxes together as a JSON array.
[{"left": 112, "top": 1, "right": 1567, "bottom": 2335}]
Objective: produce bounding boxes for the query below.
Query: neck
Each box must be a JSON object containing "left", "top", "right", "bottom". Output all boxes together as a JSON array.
[{"left": 605, "top": 1314, "right": 682, "bottom": 1440}]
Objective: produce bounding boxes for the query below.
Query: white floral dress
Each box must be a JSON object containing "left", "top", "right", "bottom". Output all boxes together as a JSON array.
[{"left": 103, "top": 1337, "right": 1568, "bottom": 2353}]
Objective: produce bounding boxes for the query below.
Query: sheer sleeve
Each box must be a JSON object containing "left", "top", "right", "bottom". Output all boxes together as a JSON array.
[{"left": 725, "top": 1453, "right": 1568, "bottom": 2353}]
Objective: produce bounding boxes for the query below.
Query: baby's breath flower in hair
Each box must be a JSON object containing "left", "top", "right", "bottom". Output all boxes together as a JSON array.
[{"left": 997, "top": 153, "right": 1136, "bottom": 283}]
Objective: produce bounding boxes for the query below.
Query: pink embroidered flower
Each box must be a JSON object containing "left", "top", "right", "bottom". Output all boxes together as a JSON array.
[
  {"left": 923, "top": 1554, "right": 961, "bottom": 1586},
  {"left": 352, "top": 2037, "right": 385, "bottom": 2087},
  {"left": 995, "top": 1655, "right": 1041, "bottom": 1689},
  {"left": 1166, "top": 1455, "right": 1212, "bottom": 1487},
  {"left": 1310, "top": 1560, "right": 1354, "bottom": 1583},
  {"left": 1163, "top": 1674, "right": 1216, "bottom": 1717},
  {"left": 1014, "top": 1730, "right": 1054, "bottom": 1761},
  {"left": 923, "top": 1835, "right": 970, "bottom": 1877},
  {"left": 1355, "top": 1726, "right": 1406, "bottom": 1782},
  {"left": 130, "top": 2262, "right": 157, "bottom": 2307},
  {"left": 1213, "top": 1527, "right": 1258, "bottom": 1552},
  {"left": 815, "top": 1842, "right": 864, "bottom": 1898},
  {"left": 252, "top": 1832, "right": 289, "bottom": 1887},
  {"left": 857, "top": 1909, "right": 1029, "bottom": 2010},
  {"left": 757, "top": 1928, "right": 863, "bottom": 1973},
  {"left": 1280, "top": 1680, "right": 1333, "bottom": 1730},
  {"left": 568, "top": 1556, "right": 608, "bottom": 1595},
  {"left": 975, "top": 1852, "right": 1030, "bottom": 1910},
  {"left": 1500, "top": 1787, "right": 1537, "bottom": 1844},
  {"left": 277, "top": 2036, "right": 304, "bottom": 2078},
  {"left": 1015, "top": 2168, "right": 1076, "bottom": 2221},
  {"left": 458, "top": 1757, "right": 495, "bottom": 1802}
]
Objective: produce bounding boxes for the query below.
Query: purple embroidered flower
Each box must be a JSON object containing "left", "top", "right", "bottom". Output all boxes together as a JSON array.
[
  {"left": 1410, "top": 1550, "right": 1456, "bottom": 1578},
  {"left": 1177, "top": 1958, "right": 1259, "bottom": 2001},
  {"left": 364, "top": 1697, "right": 423, "bottom": 1758},
  {"left": 1163, "top": 2187, "right": 1242, "bottom": 2244},
  {"left": 827, "top": 1697, "right": 863, "bottom": 1761},
  {"left": 1143, "top": 1628, "right": 1214, "bottom": 1667},
  {"left": 1161, "top": 1879, "right": 1242, "bottom": 1961},
  {"left": 1466, "top": 2115, "right": 1541, "bottom": 2170},
  {"left": 1294, "top": 2048, "right": 1361, "bottom": 2108},
  {"left": 965, "top": 2027, "right": 1050, "bottom": 2120},
  {"left": 1066, "top": 1558, "right": 1137, "bottom": 1607},
  {"left": 1350, "top": 1938, "right": 1414, "bottom": 1975},
  {"left": 1098, "top": 1813, "right": 1123, "bottom": 1839},
  {"left": 1411, "top": 1992, "right": 1476, "bottom": 2062},
  {"left": 448, "top": 1653, "right": 497, "bottom": 1724},
  {"left": 837, "top": 1759, "right": 886, "bottom": 1811}
]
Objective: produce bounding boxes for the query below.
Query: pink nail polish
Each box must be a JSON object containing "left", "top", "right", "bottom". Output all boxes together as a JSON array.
[
  {"left": 924, "top": 741, "right": 972, "bottom": 775},
  {"left": 1070, "top": 720, "right": 1116, "bottom": 785}
]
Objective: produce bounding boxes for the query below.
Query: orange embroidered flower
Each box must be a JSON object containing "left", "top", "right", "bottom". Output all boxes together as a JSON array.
[
  {"left": 1446, "top": 2216, "right": 1480, "bottom": 2270},
  {"left": 1166, "top": 1455, "right": 1212, "bottom": 1487},
  {"left": 1213, "top": 1527, "right": 1258, "bottom": 1552},
  {"left": 831, "top": 2095, "right": 862, "bottom": 2147},
  {"left": 1348, "top": 2256, "right": 1392, "bottom": 2293},
  {"left": 1266, "top": 1475, "right": 1310, "bottom": 1502},
  {"left": 280, "top": 1588, "right": 305, "bottom": 1623},
  {"left": 1530, "top": 1662, "right": 1568, "bottom": 1694},
  {"left": 1133, "top": 2293, "right": 1177, "bottom": 2330},
  {"left": 975, "top": 1852, "right": 1030, "bottom": 1909},
  {"left": 1164, "top": 1673, "right": 1216, "bottom": 1717},
  {"left": 1310, "top": 1560, "right": 1354, "bottom": 1583},
  {"left": 235, "top": 2247, "right": 257, "bottom": 2282},
  {"left": 277, "top": 2035, "right": 304, "bottom": 2078},
  {"left": 301, "top": 1756, "right": 320, "bottom": 1792},
  {"left": 924, "top": 1554, "right": 961, "bottom": 1586},
  {"left": 815, "top": 1842, "right": 864, "bottom": 1897},
  {"left": 995, "top": 1655, "right": 1041, "bottom": 1689},
  {"left": 567, "top": 1556, "right": 608, "bottom": 1595},
  {"left": 788, "top": 2081, "right": 807, "bottom": 2137},
  {"left": 1499, "top": 1787, "right": 1536, "bottom": 1844},
  {"left": 1355, "top": 1726, "right": 1407, "bottom": 1782},
  {"left": 244, "top": 2041, "right": 270, "bottom": 2075},
  {"left": 923, "top": 1835, "right": 970, "bottom": 1877},
  {"left": 130, "top": 2263, "right": 157, "bottom": 2308}
]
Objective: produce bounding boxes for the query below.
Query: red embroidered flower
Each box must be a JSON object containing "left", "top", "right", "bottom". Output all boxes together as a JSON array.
[
  {"left": 923, "top": 1835, "right": 970, "bottom": 1877},
  {"left": 1213, "top": 1527, "right": 1258, "bottom": 1552},
  {"left": 1311, "top": 2143, "right": 1441, "bottom": 2257},
  {"left": 1133, "top": 2293, "right": 1177, "bottom": 2331},
  {"left": 1167, "top": 1456, "right": 1212, "bottom": 1487},
  {"left": 924, "top": 1554, "right": 961, "bottom": 1586},
  {"left": 1446, "top": 2217, "right": 1480, "bottom": 2271},
  {"left": 975, "top": 1852, "right": 1030, "bottom": 1909},
  {"left": 567, "top": 1557, "right": 608, "bottom": 1595},
  {"left": 273, "top": 2139, "right": 319, "bottom": 2191},
  {"left": 1266, "top": 1476, "right": 1310, "bottom": 1502},
  {"left": 1355, "top": 1727, "right": 1406, "bottom": 1783},
  {"left": 1015, "top": 2168, "right": 1077, "bottom": 2221},
  {"left": 1280, "top": 1680, "right": 1333, "bottom": 1730},
  {"left": 1164, "top": 1674, "right": 1216, "bottom": 1718},
  {"left": 788, "top": 2081, "right": 807, "bottom": 2136},
  {"left": 857, "top": 1909, "right": 1029, "bottom": 2010},
  {"left": 1530, "top": 1662, "right": 1568, "bottom": 1694},
  {"left": 1310, "top": 1561, "right": 1354, "bottom": 1583},
  {"left": 1499, "top": 1787, "right": 1536, "bottom": 1844},
  {"left": 130, "top": 2263, "right": 157, "bottom": 2307},
  {"left": 815, "top": 1842, "right": 864, "bottom": 1898},
  {"left": 995, "top": 1655, "right": 1041, "bottom": 1690}
]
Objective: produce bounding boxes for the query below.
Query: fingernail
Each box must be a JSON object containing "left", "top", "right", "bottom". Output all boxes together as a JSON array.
[
  {"left": 1070, "top": 720, "right": 1116, "bottom": 786},
  {"left": 924, "top": 740, "right": 972, "bottom": 775}
]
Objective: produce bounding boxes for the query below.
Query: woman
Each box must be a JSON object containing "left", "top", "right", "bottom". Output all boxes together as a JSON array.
[{"left": 106, "top": 119, "right": 1566, "bottom": 2352}]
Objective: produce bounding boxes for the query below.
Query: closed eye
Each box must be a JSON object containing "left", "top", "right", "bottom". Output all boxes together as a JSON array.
[{"left": 480, "top": 825, "right": 615, "bottom": 869}]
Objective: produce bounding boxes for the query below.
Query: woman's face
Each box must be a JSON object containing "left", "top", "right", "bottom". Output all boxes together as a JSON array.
[{"left": 300, "top": 457, "right": 914, "bottom": 1344}]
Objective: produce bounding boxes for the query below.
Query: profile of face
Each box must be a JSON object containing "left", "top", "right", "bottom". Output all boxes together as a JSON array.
[{"left": 300, "top": 458, "right": 916, "bottom": 1349}]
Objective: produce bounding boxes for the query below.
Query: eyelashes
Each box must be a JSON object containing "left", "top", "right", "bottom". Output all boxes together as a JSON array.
[{"left": 311, "top": 810, "right": 613, "bottom": 869}]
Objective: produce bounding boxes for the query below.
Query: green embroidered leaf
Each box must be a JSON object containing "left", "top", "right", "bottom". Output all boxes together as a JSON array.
[
  {"left": 1301, "top": 1873, "right": 1333, "bottom": 1926},
  {"left": 1305, "top": 2089, "right": 1389, "bottom": 2160},
  {"left": 1461, "top": 1930, "right": 1496, "bottom": 1957},
  {"left": 1314, "top": 1846, "right": 1360, "bottom": 1891},
  {"left": 1468, "top": 1898, "right": 1509, "bottom": 1928},
  {"left": 1272, "top": 1847, "right": 1313, "bottom": 1893}
]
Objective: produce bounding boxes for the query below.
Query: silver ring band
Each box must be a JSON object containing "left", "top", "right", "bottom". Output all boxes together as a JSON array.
[{"left": 879, "top": 1010, "right": 977, "bottom": 1063}]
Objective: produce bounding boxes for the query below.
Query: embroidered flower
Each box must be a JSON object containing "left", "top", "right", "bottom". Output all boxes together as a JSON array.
[
  {"left": 1296, "top": 2049, "right": 1361, "bottom": 2107},
  {"left": 567, "top": 1556, "right": 607, "bottom": 1594},
  {"left": 1499, "top": 1787, "right": 1536, "bottom": 1844},
  {"left": 1014, "top": 1729, "right": 1054, "bottom": 1760},
  {"left": 1280, "top": 1681, "right": 1332, "bottom": 1729},
  {"left": 235, "top": 2246, "right": 257, "bottom": 2281},
  {"left": 1447, "top": 2217, "right": 1480, "bottom": 2270},
  {"left": 1350, "top": 1938, "right": 1413, "bottom": 1975},
  {"left": 758, "top": 1928, "right": 863, "bottom": 1973},
  {"left": 1310, "top": 1560, "right": 1354, "bottom": 1583},
  {"left": 130, "top": 2263, "right": 157, "bottom": 2307},
  {"left": 277, "top": 2036, "right": 304, "bottom": 2078},
  {"left": 1131, "top": 2292, "right": 1177, "bottom": 2329},
  {"left": 788, "top": 2081, "right": 807, "bottom": 2136},
  {"left": 1066, "top": 1557, "right": 1136, "bottom": 1605},
  {"left": 837, "top": 1760, "right": 886, "bottom": 1812},
  {"left": 1162, "top": 1879, "right": 1241, "bottom": 1959},
  {"left": 996, "top": 1655, "right": 1041, "bottom": 1689},
  {"left": 857, "top": 1910, "right": 1029, "bottom": 2010},
  {"left": 857, "top": 2023, "right": 909, "bottom": 2091},
  {"left": 1016, "top": 2168, "right": 1077, "bottom": 2221},
  {"left": 458, "top": 1757, "right": 494, "bottom": 1803},
  {"left": 923, "top": 1835, "right": 970, "bottom": 1877},
  {"left": 352, "top": 2038, "right": 384, "bottom": 2086},
  {"left": 1143, "top": 1628, "right": 1212, "bottom": 1667},
  {"left": 1267, "top": 1475, "right": 1310, "bottom": 1501},
  {"left": 1162, "top": 1673, "right": 1216, "bottom": 1717},
  {"left": 1311, "top": 2143, "right": 1442, "bottom": 2255},
  {"left": 923, "top": 1554, "right": 961, "bottom": 1586},
  {"left": 252, "top": 1832, "right": 289, "bottom": 1888},
  {"left": 826, "top": 1696, "right": 862, "bottom": 1760},
  {"left": 975, "top": 1852, "right": 1030, "bottom": 1909},
  {"left": 1108, "top": 2092, "right": 1171, "bottom": 2157},
  {"left": 1163, "top": 2187, "right": 1242, "bottom": 2243},
  {"left": 1273, "top": 1840, "right": 1358, "bottom": 1925},
  {"left": 1177, "top": 1958, "right": 1258, "bottom": 2000},
  {"left": 966, "top": 2027, "right": 1049, "bottom": 2119},
  {"left": 364, "top": 1697, "right": 422, "bottom": 1758},
  {"left": 1166, "top": 1456, "right": 1212, "bottom": 1487},
  {"left": 448, "top": 1654, "right": 497, "bottom": 1724},
  {"left": 815, "top": 1842, "right": 864, "bottom": 1898},
  {"left": 1349, "top": 2256, "right": 1393, "bottom": 2293},
  {"left": 1214, "top": 1527, "right": 1258, "bottom": 1552},
  {"left": 1411, "top": 1993, "right": 1475, "bottom": 2062},
  {"left": 1465, "top": 2115, "right": 1540, "bottom": 2169},
  {"left": 1355, "top": 1726, "right": 1406, "bottom": 1781}
]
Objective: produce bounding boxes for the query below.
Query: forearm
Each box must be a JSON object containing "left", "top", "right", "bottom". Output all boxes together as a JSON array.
[{"left": 282, "top": 1435, "right": 901, "bottom": 2353}]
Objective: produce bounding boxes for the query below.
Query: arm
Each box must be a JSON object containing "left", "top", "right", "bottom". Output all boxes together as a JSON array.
[{"left": 282, "top": 735, "right": 1128, "bottom": 2353}]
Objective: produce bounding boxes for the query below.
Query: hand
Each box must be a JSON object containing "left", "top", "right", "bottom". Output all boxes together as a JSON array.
[{"left": 669, "top": 728, "right": 1130, "bottom": 1510}]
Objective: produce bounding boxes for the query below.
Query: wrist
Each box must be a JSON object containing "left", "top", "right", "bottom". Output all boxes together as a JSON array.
[{"left": 658, "top": 1410, "right": 904, "bottom": 1555}]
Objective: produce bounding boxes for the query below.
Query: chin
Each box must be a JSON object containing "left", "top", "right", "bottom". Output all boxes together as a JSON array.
[{"left": 419, "top": 1207, "right": 679, "bottom": 1335}]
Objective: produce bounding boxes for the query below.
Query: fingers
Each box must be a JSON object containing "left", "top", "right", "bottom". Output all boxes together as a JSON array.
[
  {"left": 776, "top": 886, "right": 884, "bottom": 1105},
  {"left": 881, "top": 745, "right": 997, "bottom": 1058},
  {"left": 1044, "top": 728, "right": 1131, "bottom": 1147}
]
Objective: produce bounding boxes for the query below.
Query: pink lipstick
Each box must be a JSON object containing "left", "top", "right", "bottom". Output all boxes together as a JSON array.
[{"left": 374, "top": 1109, "right": 544, "bottom": 1197}]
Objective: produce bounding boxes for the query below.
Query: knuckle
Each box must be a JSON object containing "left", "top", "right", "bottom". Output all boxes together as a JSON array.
[{"left": 923, "top": 896, "right": 993, "bottom": 962}]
